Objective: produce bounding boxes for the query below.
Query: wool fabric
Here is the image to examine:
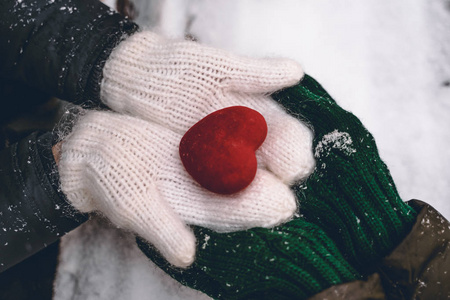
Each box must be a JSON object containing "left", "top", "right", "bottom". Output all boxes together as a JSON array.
[
  {"left": 138, "top": 75, "right": 418, "bottom": 298},
  {"left": 138, "top": 218, "right": 361, "bottom": 300},
  {"left": 58, "top": 110, "right": 312, "bottom": 268},
  {"left": 100, "top": 30, "right": 315, "bottom": 184},
  {"left": 100, "top": 30, "right": 304, "bottom": 135},
  {"left": 272, "top": 75, "right": 418, "bottom": 272}
]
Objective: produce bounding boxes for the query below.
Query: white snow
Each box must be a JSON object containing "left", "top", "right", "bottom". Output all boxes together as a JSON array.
[
  {"left": 53, "top": 218, "right": 209, "bottom": 300},
  {"left": 54, "top": 1, "right": 450, "bottom": 299},
  {"left": 314, "top": 130, "right": 357, "bottom": 157}
]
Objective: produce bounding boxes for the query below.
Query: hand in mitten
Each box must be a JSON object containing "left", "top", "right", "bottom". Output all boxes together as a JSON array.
[
  {"left": 100, "top": 31, "right": 303, "bottom": 135},
  {"left": 58, "top": 109, "right": 313, "bottom": 268},
  {"left": 100, "top": 31, "right": 314, "bottom": 188},
  {"left": 271, "top": 75, "right": 417, "bottom": 272},
  {"left": 137, "top": 218, "right": 361, "bottom": 300}
]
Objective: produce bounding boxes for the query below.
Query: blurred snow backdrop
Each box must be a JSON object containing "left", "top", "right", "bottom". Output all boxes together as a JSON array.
[
  {"left": 54, "top": 0, "right": 450, "bottom": 299},
  {"left": 134, "top": 0, "right": 450, "bottom": 214}
]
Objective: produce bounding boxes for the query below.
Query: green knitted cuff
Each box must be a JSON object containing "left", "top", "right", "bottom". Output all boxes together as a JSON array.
[
  {"left": 138, "top": 218, "right": 360, "bottom": 300},
  {"left": 272, "top": 75, "right": 417, "bottom": 272}
]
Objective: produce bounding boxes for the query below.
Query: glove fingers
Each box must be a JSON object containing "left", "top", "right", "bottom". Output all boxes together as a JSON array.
[
  {"left": 271, "top": 74, "right": 342, "bottom": 134},
  {"left": 173, "top": 169, "right": 297, "bottom": 232},
  {"left": 270, "top": 74, "right": 369, "bottom": 142}
]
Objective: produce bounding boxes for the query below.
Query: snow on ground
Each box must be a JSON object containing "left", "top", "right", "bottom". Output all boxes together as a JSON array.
[{"left": 54, "top": 1, "right": 450, "bottom": 299}]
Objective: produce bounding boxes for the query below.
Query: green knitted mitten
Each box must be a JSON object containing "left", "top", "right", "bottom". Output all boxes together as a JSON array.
[
  {"left": 138, "top": 218, "right": 360, "bottom": 300},
  {"left": 271, "top": 75, "right": 417, "bottom": 272}
]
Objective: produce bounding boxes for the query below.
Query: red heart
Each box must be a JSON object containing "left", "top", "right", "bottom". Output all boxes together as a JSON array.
[{"left": 179, "top": 106, "right": 267, "bottom": 194}]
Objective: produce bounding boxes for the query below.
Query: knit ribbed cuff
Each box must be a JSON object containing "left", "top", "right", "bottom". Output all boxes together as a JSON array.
[
  {"left": 273, "top": 75, "right": 417, "bottom": 272},
  {"left": 137, "top": 218, "right": 361, "bottom": 299}
]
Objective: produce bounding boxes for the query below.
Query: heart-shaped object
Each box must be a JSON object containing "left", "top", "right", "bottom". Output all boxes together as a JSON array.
[{"left": 179, "top": 106, "right": 267, "bottom": 194}]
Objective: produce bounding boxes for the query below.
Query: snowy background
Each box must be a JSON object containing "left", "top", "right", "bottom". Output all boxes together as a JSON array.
[
  {"left": 133, "top": 0, "right": 450, "bottom": 216},
  {"left": 54, "top": 0, "right": 450, "bottom": 299}
]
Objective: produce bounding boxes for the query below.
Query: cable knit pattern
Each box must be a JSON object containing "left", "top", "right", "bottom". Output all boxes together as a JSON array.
[{"left": 58, "top": 111, "right": 311, "bottom": 267}]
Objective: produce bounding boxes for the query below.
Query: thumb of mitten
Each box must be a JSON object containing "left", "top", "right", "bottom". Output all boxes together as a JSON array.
[
  {"left": 222, "top": 56, "right": 304, "bottom": 94},
  {"left": 125, "top": 184, "right": 196, "bottom": 268},
  {"left": 57, "top": 110, "right": 197, "bottom": 268}
]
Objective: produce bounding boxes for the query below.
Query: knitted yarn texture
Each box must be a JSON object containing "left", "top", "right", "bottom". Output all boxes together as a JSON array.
[
  {"left": 138, "top": 218, "right": 361, "bottom": 300},
  {"left": 137, "top": 75, "right": 417, "bottom": 299},
  {"left": 100, "top": 31, "right": 304, "bottom": 135},
  {"left": 58, "top": 109, "right": 313, "bottom": 268},
  {"left": 100, "top": 30, "right": 314, "bottom": 184},
  {"left": 272, "top": 75, "right": 418, "bottom": 272}
]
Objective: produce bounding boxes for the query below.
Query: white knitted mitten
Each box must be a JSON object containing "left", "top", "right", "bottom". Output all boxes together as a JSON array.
[
  {"left": 58, "top": 111, "right": 311, "bottom": 268},
  {"left": 100, "top": 31, "right": 304, "bottom": 134},
  {"left": 101, "top": 31, "right": 313, "bottom": 183}
]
